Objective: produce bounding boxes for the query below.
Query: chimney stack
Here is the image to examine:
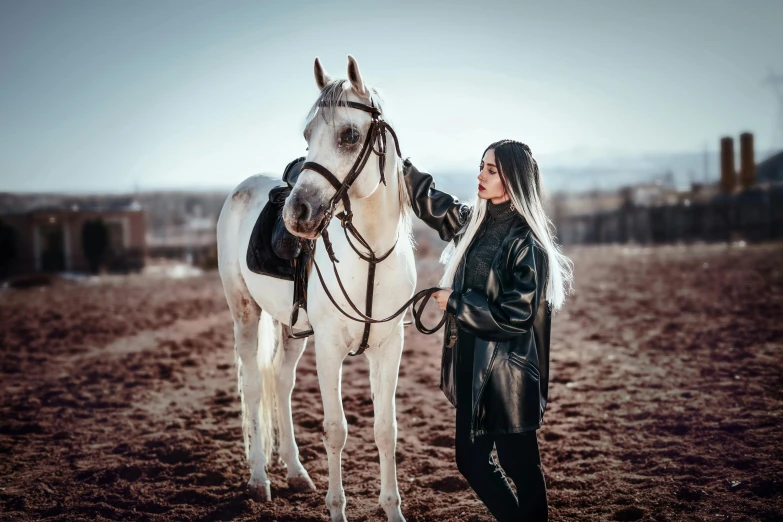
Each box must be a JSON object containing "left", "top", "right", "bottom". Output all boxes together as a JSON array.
[
  {"left": 739, "top": 132, "right": 755, "bottom": 189},
  {"left": 720, "top": 136, "right": 736, "bottom": 193}
]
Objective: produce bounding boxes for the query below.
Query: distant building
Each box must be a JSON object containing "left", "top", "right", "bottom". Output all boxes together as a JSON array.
[
  {"left": 551, "top": 136, "right": 783, "bottom": 245},
  {"left": 757, "top": 151, "right": 783, "bottom": 183},
  {"left": 0, "top": 200, "right": 146, "bottom": 277}
]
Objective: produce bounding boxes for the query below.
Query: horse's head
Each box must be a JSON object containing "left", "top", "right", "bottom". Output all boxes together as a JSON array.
[{"left": 283, "top": 55, "right": 392, "bottom": 239}]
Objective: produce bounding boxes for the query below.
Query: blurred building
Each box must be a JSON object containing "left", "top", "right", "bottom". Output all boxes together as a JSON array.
[
  {"left": 756, "top": 150, "right": 783, "bottom": 183},
  {"left": 146, "top": 213, "right": 217, "bottom": 268},
  {"left": 0, "top": 199, "right": 146, "bottom": 277},
  {"left": 552, "top": 133, "right": 783, "bottom": 245}
]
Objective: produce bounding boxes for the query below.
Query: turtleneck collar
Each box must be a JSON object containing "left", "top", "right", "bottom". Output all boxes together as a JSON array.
[{"left": 485, "top": 198, "right": 517, "bottom": 222}]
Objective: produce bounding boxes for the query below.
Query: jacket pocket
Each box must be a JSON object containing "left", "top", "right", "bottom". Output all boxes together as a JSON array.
[{"left": 507, "top": 352, "right": 540, "bottom": 380}]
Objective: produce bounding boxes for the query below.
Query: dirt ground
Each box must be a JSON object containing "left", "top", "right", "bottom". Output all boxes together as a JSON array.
[{"left": 1, "top": 242, "right": 781, "bottom": 521}]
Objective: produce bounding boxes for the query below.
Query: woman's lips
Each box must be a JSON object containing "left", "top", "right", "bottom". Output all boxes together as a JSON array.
[{"left": 478, "top": 184, "right": 485, "bottom": 191}]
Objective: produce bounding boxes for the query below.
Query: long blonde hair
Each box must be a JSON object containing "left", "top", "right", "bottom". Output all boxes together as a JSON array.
[{"left": 438, "top": 140, "right": 574, "bottom": 311}]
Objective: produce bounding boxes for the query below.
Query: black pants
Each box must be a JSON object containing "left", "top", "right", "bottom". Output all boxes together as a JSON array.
[{"left": 455, "top": 331, "right": 548, "bottom": 521}]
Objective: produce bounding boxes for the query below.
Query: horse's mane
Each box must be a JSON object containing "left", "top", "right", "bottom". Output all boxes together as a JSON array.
[{"left": 304, "top": 80, "right": 416, "bottom": 253}]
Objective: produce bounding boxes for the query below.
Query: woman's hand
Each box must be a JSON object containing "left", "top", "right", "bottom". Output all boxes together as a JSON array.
[{"left": 431, "top": 288, "right": 453, "bottom": 311}]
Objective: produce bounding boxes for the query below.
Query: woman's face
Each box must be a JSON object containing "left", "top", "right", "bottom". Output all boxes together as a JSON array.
[{"left": 477, "top": 149, "right": 509, "bottom": 202}]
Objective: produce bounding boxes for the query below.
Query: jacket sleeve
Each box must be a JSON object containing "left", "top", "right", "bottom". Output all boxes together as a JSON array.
[
  {"left": 446, "top": 240, "right": 539, "bottom": 342},
  {"left": 402, "top": 158, "right": 472, "bottom": 242}
]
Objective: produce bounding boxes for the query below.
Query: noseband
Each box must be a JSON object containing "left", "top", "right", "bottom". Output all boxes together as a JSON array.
[{"left": 291, "top": 99, "right": 446, "bottom": 356}]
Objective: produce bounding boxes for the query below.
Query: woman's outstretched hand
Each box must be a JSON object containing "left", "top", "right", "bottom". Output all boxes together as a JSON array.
[{"left": 431, "top": 288, "right": 453, "bottom": 311}]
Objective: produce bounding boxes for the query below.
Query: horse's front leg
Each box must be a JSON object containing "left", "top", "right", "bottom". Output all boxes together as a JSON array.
[
  {"left": 316, "top": 334, "right": 349, "bottom": 522},
  {"left": 366, "top": 323, "right": 406, "bottom": 522}
]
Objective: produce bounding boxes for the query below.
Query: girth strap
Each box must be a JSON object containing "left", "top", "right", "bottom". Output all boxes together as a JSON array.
[{"left": 359, "top": 259, "right": 376, "bottom": 354}]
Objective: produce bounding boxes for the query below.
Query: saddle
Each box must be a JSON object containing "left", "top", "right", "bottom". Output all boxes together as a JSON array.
[{"left": 246, "top": 157, "right": 313, "bottom": 337}]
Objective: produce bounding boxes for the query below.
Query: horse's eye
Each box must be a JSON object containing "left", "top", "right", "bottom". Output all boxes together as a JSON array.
[{"left": 339, "top": 127, "right": 360, "bottom": 146}]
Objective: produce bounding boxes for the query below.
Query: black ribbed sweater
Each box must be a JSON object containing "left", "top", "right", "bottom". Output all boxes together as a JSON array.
[{"left": 463, "top": 199, "right": 518, "bottom": 293}]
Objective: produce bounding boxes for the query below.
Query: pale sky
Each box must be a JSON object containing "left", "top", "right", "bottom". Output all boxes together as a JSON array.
[{"left": 1, "top": 0, "right": 781, "bottom": 193}]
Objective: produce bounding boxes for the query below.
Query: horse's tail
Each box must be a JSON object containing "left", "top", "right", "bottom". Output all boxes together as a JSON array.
[
  {"left": 231, "top": 288, "right": 286, "bottom": 470},
  {"left": 252, "top": 310, "right": 285, "bottom": 466}
]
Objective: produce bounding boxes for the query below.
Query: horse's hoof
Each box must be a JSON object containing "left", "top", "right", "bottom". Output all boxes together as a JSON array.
[
  {"left": 247, "top": 479, "right": 272, "bottom": 502},
  {"left": 287, "top": 472, "right": 316, "bottom": 492}
]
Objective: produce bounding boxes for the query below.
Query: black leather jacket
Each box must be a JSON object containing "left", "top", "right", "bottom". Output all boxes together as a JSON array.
[{"left": 402, "top": 159, "right": 551, "bottom": 442}]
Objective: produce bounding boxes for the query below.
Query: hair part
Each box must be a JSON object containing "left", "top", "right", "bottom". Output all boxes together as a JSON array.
[{"left": 438, "top": 140, "right": 574, "bottom": 311}]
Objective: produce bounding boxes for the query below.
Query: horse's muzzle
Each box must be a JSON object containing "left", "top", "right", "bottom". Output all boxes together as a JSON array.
[{"left": 284, "top": 191, "right": 330, "bottom": 239}]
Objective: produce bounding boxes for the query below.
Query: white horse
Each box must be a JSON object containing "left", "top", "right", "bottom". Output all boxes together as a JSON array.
[{"left": 216, "top": 55, "right": 416, "bottom": 522}]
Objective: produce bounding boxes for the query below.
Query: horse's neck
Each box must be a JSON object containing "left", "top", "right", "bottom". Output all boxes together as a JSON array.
[{"left": 339, "top": 166, "right": 402, "bottom": 255}]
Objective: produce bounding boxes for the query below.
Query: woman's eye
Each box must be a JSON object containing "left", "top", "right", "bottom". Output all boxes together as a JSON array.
[
  {"left": 489, "top": 170, "right": 496, "bottom": 175},
  {"left": 340, "top": 128, "right": 360, "bottom": 145}
]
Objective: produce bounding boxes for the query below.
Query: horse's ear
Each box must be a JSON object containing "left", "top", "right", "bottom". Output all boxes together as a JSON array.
[
  {"left": 314, "top": 57, "right": 332, "bottom": 91},
  {"left": 346, "top": 55, "right": 368, "bottom": 97}
]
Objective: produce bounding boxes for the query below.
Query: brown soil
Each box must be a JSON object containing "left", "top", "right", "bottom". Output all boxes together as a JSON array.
[{"left": 1, "top": 242, "right": 781, "bottom": 521}]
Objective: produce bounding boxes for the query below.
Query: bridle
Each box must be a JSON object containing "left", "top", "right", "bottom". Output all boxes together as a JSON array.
[
  {"left": 290, "top": 99, "right": 447, "bottom": 356},
  {"left": 302, "top": 100, "right": 398, "bottom": 231}
]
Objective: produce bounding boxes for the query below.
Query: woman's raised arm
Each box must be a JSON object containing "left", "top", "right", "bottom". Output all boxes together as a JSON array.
[{"left": 402, "top": 158, "right": 472, "bottom": 242}]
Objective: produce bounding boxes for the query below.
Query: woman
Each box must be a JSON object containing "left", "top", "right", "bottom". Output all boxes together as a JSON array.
[{"left": 402, "top": 140, "right": 574, "bottom": 521}]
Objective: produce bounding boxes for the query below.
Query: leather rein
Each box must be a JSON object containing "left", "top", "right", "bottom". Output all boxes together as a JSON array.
[{"left": 291, "top": 99, "right": 447, "bottom": 356}]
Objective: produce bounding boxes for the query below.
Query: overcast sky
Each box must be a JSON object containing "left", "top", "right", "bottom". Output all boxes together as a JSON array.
[{"left": 1, "top": 0, "right": 781, "bottom": 193}]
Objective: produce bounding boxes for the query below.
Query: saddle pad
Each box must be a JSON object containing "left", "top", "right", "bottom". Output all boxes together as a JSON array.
[{"left": 246, "top": 184, "right": 296, "bottom": 281}]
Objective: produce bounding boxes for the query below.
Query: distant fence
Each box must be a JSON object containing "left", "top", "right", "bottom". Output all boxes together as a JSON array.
[{"left": 555, "top": 184, "right": 783, "bottom": 245}]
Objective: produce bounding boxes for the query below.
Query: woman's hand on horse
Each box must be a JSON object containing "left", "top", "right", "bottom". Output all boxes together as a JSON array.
[{"left": 431, "top": 288, "right": 453, "bottom": 311}]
